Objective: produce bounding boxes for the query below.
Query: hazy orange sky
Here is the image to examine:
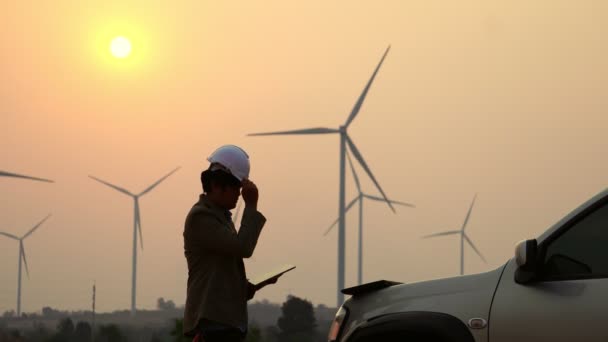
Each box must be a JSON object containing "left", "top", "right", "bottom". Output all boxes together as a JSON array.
[{"left": 1, "top": 1, "right": 607, "bottom": 313}]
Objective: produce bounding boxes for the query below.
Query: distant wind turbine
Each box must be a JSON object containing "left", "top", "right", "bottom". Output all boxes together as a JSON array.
[
  {"left": 0, "top": 214, "right": 52, "bottom": 316},
  {"left": 89, "top": 167, "right": 180, "bottom": 316},
  {"left": 423, "top": 194, "right": 486, "bottom": 275},
  {"left": 233, "top": 200, "right": 254, "bottom": 261},
  {"left": 324, "top": 151, "right": 414, "bottom": 285},
  {"left": 0, "top": 170, "right": 53, "bottom": 183},
  {"left": 249, "top": 46, "right": 394, "bottom": 306},
  {"left": 233, "top": 199, "right": 243, "bottom": 226}
]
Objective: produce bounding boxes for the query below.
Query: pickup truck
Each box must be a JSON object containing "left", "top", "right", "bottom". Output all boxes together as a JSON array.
[{"left": 328, "top": 189, "right": 608, "bottom": 342}]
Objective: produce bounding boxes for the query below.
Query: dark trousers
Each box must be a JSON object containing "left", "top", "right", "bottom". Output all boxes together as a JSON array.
[
  {"left": 195, "top": 329, "right": 245, "bottom": 342},
  {"left": 194, "top": 320, "right": 246, "bottom": 342}
]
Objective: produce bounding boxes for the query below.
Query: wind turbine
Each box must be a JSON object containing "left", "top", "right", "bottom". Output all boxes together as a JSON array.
[
  {"left": 423, "top": 194, "right": 486, "bottom": 275},
  {"left": 249, "top": 46, "right": 394, "bottom": 305},
  {"left": 324, "top": 151, "right": 414, "bottom": 285},
  {"left": 233, "top": 200, "right": 255, "bottom": 261},
  {"left": 0, "top": 170, "right": 53, "bottom": 183},
  {"left": 0, "top": 214, "right": 52, "bottom": 316},
  {"left": 233, "top": 199, "right": 243, "bottom": 226},
  {"left": 88, "top": 167, "right": 180, "bottom": 316}
]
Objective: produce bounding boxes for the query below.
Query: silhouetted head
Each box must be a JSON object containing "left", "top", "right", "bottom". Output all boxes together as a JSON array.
[{"left": 201, "top": 164, "right": 242, "bottom": 210}]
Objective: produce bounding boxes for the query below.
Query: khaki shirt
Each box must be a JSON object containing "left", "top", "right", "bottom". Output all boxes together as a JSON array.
[{"left": 183, "top": 194, "right": 266, "bottom": 336}]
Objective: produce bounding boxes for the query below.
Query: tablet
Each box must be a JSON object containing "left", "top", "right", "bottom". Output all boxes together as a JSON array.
[{"left": 250, "top": 264, "right": 296, "bottom": 287}]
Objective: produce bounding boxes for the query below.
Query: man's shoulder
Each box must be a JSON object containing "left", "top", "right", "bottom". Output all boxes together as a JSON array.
[
  {"left": 188, "top": 201, "right": 213, "bottom": 219},
  {"left": 186, "top": 202, "right": 225, "bottom": 226}
]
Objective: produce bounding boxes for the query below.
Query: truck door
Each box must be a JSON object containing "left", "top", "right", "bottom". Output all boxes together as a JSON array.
[{"left": 490, "top": 198, "right": 608, "bottom": 341}]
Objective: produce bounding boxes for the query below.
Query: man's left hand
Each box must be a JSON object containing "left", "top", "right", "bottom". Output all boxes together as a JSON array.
[{"left": 255, "top": 275, "right": 281, "bottom": 291}]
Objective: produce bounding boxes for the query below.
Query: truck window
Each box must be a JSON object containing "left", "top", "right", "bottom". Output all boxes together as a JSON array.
[{"left": 541, "top": 201, "right": 608, "bottom": 280}]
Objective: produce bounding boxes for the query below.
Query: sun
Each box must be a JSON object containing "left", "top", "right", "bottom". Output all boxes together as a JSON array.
[{"left": 110, "top": 36, "right": 132, "bottom": 59}]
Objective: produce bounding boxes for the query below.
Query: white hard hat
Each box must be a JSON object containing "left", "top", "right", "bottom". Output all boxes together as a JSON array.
[{"left": 207, "top": 145, "right": 250, "bottom": 181}]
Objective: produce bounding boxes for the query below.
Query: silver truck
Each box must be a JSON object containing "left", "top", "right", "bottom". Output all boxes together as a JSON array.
[{"left": 328, "top": 189, "right": 608, "bottom": 342}]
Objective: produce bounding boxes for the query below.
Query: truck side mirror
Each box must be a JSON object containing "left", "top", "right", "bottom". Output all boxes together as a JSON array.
[{"left": 514, "top": 239, "right": 538, "bottom": 284}]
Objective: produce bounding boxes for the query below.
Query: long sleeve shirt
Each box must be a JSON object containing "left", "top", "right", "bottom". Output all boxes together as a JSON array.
[{"left": 183, "top": 194, "right": 266, "bottom": 337}]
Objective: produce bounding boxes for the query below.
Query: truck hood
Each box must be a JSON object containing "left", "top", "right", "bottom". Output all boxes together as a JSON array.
[{"left": 342, "top": 264, "right": 508, "bottom": 341}]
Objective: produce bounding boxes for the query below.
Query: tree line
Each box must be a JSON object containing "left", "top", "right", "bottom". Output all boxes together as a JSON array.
[{"left": 0, "top": 295, "right": 334, "bottom": 342}]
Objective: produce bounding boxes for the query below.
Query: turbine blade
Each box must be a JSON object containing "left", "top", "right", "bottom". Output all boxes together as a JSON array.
[
  {"left": 135, "top": 200, "right": 143, "bottom": 250},
  {"left": 323, "top": 219, "right": 339, "bottom": 236},
  {"left": 138, "top": 167, "right": 180, "bottom": 197},
  {"left": 233, "top": 200, "right": 243, "bottom": 225},
  {"left": 22, "top": 214, "right": 51, "bottom": 240},
  {"left": 345, "top": 135, "right": 394, "bottom": 212},
  {"left": 346, "top": 150, "right": 361, "bottom": 193},
  {"left": 363, "top": 194, "right": 415, "bottom": 208},
  {"left": 344, "top": 46, "right": 391, "bottom": 128},
  {"left": 464, "top": 234, "right": 486, "bottom": 263},
  {"left": 248, "top": 127, "right": 340, "bottom": 136},
  {"left": 20, "top": 242, "right": 30, "bottom": 279},
  {"left": 461, "top": 193, "right": 478, "bottom": 232},
  {"left": 0, "top": 232, "right": 20, "bottom": 240},
  {"left": 0, "top": 171, "right": 54, "bottom": 183},
  {"left": 89, "top": 175, "right": 133, "bottom": 196},
  {"left": 422, "top": 231, "right": 460, "bottom": 239},
  {"left": 323, "top": 196, "right": 360, "bottom": 236}
]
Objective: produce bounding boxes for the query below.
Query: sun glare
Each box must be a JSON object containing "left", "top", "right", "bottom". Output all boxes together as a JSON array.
[
  {"left": 110, "top": 36, "right": 132, "bottom": 59},
  {"left": 92, "top": 22, "right": 152, "bottom": 72}
]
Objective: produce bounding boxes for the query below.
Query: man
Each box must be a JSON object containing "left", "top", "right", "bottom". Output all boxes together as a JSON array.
[{"left": 183, "top": 145, "right": 277, "bottom": 341}]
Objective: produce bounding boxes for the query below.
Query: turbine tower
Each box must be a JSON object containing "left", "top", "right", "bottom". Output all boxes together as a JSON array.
[
  {"left": 0, "top": 214, "right": 52, "bottom": 316},
  {"left": 92, "top": 281, "right": 96, "bottom": 342},
  {"left": 249, "top": 46, "right": 394, "bottom": 306},
  {"left": 0, "top": 170, "right": 53, "bottom": 183},
  {"left": 324, "top": 152, "right": 414, "bottom": 285},
  {"left": 89, "top": 167, "right": 180, "bottom": 315},
  {"left": 233, "top": 199, "right": 243, "bottom": 226},
  {"left": 423, "top": 194, "right": 486, "bottom": 275}
]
